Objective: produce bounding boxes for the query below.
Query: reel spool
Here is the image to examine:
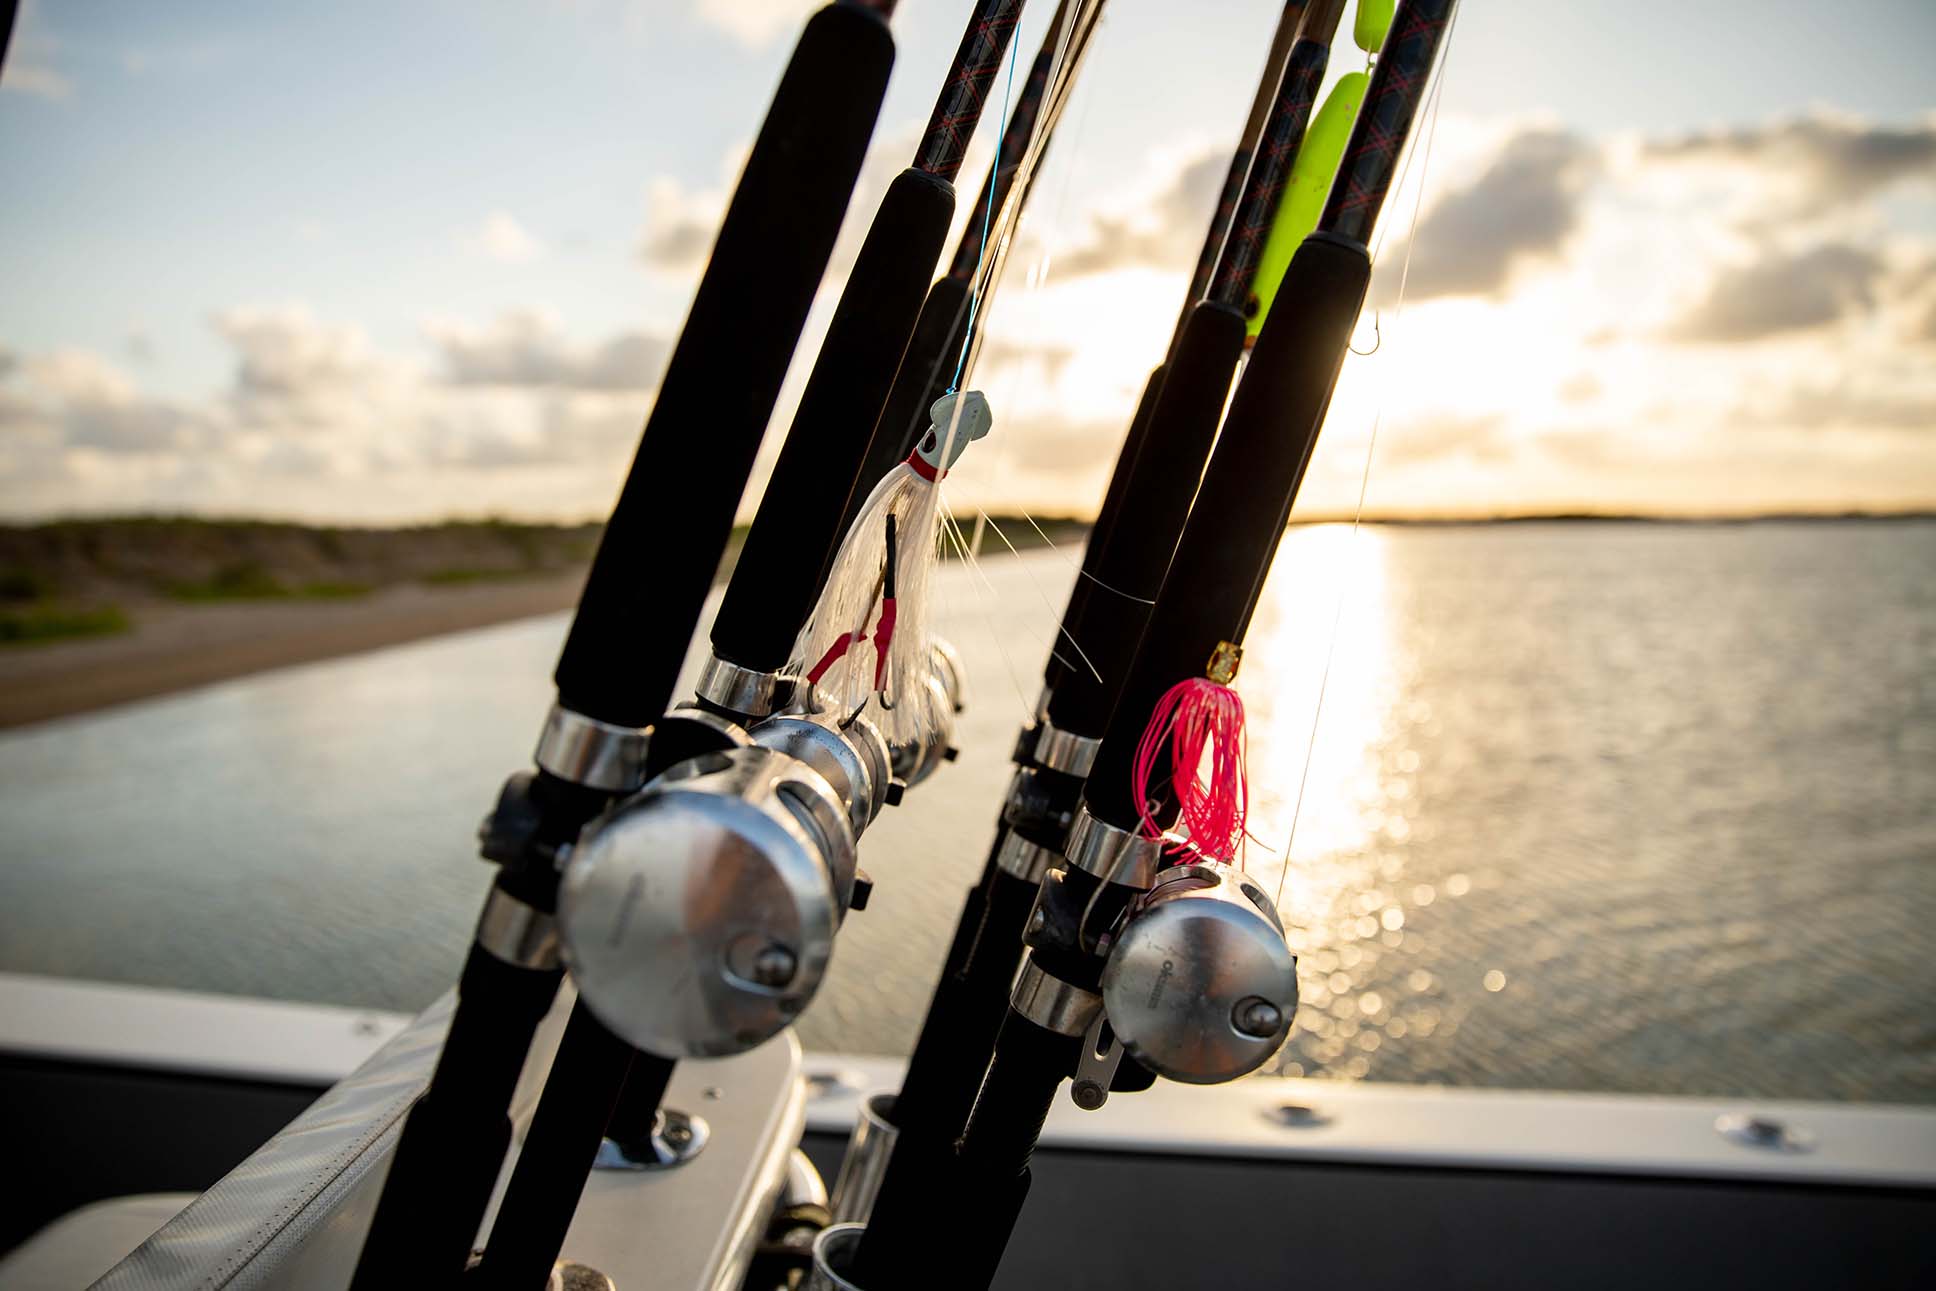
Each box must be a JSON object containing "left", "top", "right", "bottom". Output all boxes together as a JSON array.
[
  {"left": 1100, "top": 860, "right": 1298, "bottom": 1084},
  {"left": 886, "top": 639, "right": 967, "bottom": 789},
  {"left": 749, "top": 707, "right": 895, "bottom": 840},
  {"left": 557, "top": 745, "right": 854, "bottom": 1058}
]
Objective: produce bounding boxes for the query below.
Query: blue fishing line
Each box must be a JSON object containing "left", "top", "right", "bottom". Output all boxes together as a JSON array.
[{"left": 947, "top": 25, "right": 1023, "bottom": 395}]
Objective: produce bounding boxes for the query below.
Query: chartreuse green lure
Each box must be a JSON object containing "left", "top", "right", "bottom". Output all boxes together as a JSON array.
[
  {"left": 1354, "top": 0, "right": 1394, "bottom": 55},
  {"left": 1247, "top": 0, "right": 1394, "bottom": 341},
  {"left": 1246, "top": 71, "right": 1367, "bottom": 340}
]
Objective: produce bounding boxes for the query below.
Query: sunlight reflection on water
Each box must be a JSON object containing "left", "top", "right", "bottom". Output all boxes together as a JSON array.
[{"left": 1, "top": 521, "right": 1932, "bottom": 1102}]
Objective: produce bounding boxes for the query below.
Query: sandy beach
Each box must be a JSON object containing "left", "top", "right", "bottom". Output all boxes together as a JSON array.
[
  {"left": 0, "top": 574, "right": 583, "bottom": 729},
  {"left": 0, "top": 515, "right": 1090, "bottom": 730}
]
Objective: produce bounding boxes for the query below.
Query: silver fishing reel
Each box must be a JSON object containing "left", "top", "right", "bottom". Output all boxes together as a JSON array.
[
  {"left": 886, "top": 638, "right": 967, "bottom": 790},
  {"left": 557, "top": 744, "right": 855, "bottom": 1058},
  {"left": 929, "top": 636, "right": 967, "bottom": 713},
  {"left": 748, "top": 707, "right": 894, "bottom": 840},
  {"left": 1099, "top": 860, "right": 1298, "bottom": 1084}
]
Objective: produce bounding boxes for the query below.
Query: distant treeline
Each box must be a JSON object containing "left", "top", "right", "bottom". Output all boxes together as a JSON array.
[
  {"left": 0, "top": 517, "right": 604, "bottom": 610},
  {"left": 0, "top": 513, "right": 1096, "bottom": 613}
]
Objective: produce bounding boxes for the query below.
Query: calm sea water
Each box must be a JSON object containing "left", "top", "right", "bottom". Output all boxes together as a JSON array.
[{"left": 2, "top": 521, "right": 1931, "bottom": 1104}]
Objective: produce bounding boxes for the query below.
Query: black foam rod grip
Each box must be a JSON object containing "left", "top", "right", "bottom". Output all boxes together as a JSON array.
[
  {"left": 552, "top": 4, "right": 893, "bottom": 729},
  {"left": 711, "top": 167, "right": 957, "bottom": 673},
  {"left": 470, "top": 1006, "right": 639, "bottom": 1290},
  {"left": 1045, "top": 303, "right": 1247, "bottom": 738},
  {"left": 858, "top": 1009, "right": 1073, "bottom": 1289},
  {"left": 350, "top": 946, "right": 563, "bottom": 1286},
  {"left": 839, "top": 273, "right": 974, "bottom": 540},
  {"left": 1084, "top": 232, "right": 1371, "bottom": 832},
  {"left": 1043, "top": 359, "right": 1165, "bottom": 695}
]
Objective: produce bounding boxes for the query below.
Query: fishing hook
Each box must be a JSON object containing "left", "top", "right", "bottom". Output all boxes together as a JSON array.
[
  {"left": 875, "top": 513, "right": 900, "bottom": 712},
  {"left": 1349, "top": 310, "right": 1381, "bottom": 356}
]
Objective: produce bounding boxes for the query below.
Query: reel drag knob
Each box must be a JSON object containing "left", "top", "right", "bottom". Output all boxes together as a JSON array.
[
  {"left": 1100, "top": 860, "right": 1298, "bottom": 1084},
  {"left": 557, "top": 745, "right": 854, "bottom": 1058}
]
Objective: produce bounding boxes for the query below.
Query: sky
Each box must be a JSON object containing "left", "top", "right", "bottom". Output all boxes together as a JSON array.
[{"left": 2, "top": 0, "right": 1933, "bottom": 524}]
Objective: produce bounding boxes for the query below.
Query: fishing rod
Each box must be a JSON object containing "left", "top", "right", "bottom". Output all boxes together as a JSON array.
[
  {"left": 1019, "top": 0, "right": 1312, "bottom": 691},
  {"left": 1042, "top": 0, "right": 1308, "bottom": 700},
  {"left": 835, "top": 3, "right": 1456, "bottom": 1287},
  {"left": 349, "top": 4, "right": 899, "bottom": 1284},
  {"left": 703, "top": 0, "right": 1030, "bottom": 734},
  {"left": 839, "top": 1, "right": 1348, "bottom": 1277},
  {"left": 462, "top": 6, "right": 1056, "bottom": 1286},
  {"left": 1045, "top": 0, "right": 1346, "bottom": 743},
  {"left": 839, "top": 0, "right": 1107, "bottom": 538}
]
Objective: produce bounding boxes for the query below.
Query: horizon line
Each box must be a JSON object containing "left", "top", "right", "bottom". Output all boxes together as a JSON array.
[{"left": 4, "top": 506, "right": 1935, "bottom": 532}]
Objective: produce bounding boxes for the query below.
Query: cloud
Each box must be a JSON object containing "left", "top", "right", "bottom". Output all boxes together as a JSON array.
[
  {"left": 462, "top": 212, "right": 545, "bottom": 263},
  {"left": 428, "top": 310, "right": 668, "bottom": 391},
  {"left": 0, "top": 301, "right": 676, "bottom": 520},
  {"left": 1, "top": 2, "right": 71, "bottom": 99},
  {"left": 1668, "top": 242, "right": 1883, "bottom": 343},
  {"left": 2, "top": 350, "right": 212, "bottom": 453},
  {"left": 996, "top": 417, "right": 1127, "bottom": 475},
  {"left": 119, "top": 38, "right": 242, "bottom": 77},
  {"left": 1377, "top": 414, "right": 1511, "bottom": 467},
  {"left": 1646, "top": 113, "right": 1936, "bottom": 215},
  {"left": 215, "top": 309, "right": 376, "bottom": 397},
  {"left": 979, "top": 339, "right": 1079, "bottom": 387},
  {"left": 1, "top": 61, "right": 70, "bottom": 99},
  {"left": 1556, "top": 372, "right": 1601, "bottom": 404},
  {"left": 1051, "top": 148, "right": 1228, "bottom": 279},
  {"left": 692, "top": 0, "right": 816, "bottom": 48},
  {"left": 1766, "top": 382, "right": 1933, "bottom": 434},
  {"left": 1385, "top": 128, "right": 1599, "bottom": 302},
  {"left": 638, "top": 176, "right": 722, "bottom": 269},
  {"left": 212, "top": 307, "right": 392, "bottom": 428}
]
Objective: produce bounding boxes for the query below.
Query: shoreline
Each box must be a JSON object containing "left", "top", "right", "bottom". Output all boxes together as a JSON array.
[
  {"left": 5, "top": 511, "right": 1928, "bottom": 731},
  {"left": 0, "top": 574, "right": 583, "bottom": 730}
]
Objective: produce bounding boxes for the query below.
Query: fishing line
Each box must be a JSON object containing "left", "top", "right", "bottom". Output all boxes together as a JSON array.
[
  {"left": 948, "top": 27, "right": 1024, "bottom": 396},
  {"left": 937, "top": 500, "right": 1038, "bottom": 714},
  {"left": 931, "top": 0, "right": 1109, "bottom": 721},
  {"left": 968, "top": 505, "right": 1108, "bottom": 684},
  {"left": 1027, "top": 523, "right": 1162, "bottom": 606},
  {"left": 1274, "top": 23, "right": 1454, "bottom": 912},
  {"left": 927, "top": 0, "right": 1090, "bottom": 493}
]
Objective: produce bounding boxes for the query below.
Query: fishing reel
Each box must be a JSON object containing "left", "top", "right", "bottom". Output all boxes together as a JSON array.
[
  {"left": 886, "top": 638, "right": 966, "bottom": 789},
  {"left": 1099, "top": 859, "right": 1298, "bottom": 1084},
  {"left": 557, "top": 744, "right": 854, "bottom": 1058},
  {"left": 749, "top": 705, "right": 896, "bottom": 841},
  {"left": 553, "top": 632, "right": 972, "bottom": 1060}
]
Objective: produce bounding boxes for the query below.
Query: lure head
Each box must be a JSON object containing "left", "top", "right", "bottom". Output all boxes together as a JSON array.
[{"left": 913, "top": 390, "right": 992, "bottom": 475}]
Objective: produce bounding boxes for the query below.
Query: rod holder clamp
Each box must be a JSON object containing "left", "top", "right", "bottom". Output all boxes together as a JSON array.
[
  {"left": 1032, "top": 714, "right": 1100, "bottom": 777},
  {"left": 995, "top": 831, "right": 1056, "bottom": 883},
  {"left": 695, "top": 654, "right": 788, "bottom": 720},
  {"left": 1011, "top": 959, "right": 1102, "bottom": 1038},
  {"left": 474, "top": 886, "right": 561, "bottom": 970},
  {"left": 1063, "top": 805, "right": 1165, "bottom": 889},
  {"left": 534, "top": 704, "right": 651, "bottom": 793}
]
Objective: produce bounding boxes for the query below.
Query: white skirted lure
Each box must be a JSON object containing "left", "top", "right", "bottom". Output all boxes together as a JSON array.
[{"left": 794, "top": 390, "right": 992, "bottom": 743}]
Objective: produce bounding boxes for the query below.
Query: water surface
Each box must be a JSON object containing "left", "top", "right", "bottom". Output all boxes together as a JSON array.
[{"left": 2, "top": 520, "right": 1931, "bottom": 1103}]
